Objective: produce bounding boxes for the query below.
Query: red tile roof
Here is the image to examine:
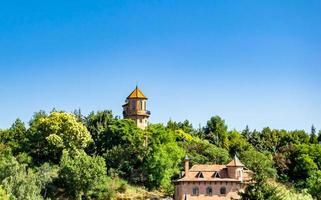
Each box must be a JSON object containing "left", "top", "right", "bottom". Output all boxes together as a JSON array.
[
  {"left": 190, "top": 164, "right": 225, "bottom": 172},
  {"left": 226, "top": 155, "right": 245, "bottom": 167}
]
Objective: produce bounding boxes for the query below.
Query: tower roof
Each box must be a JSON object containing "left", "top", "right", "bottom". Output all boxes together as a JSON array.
[
  {"left": 226, "top": 155, "right": 245, "bottom": 167},
  {"left": 127, "top": 86, "right": 147, "bottom": 99}
]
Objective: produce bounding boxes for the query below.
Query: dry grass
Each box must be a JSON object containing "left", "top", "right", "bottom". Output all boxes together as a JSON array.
[{"left": 115, "top": 185, "right": 167, "bottom": 200}]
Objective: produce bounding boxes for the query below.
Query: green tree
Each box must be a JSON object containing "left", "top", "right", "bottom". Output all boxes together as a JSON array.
[
  {"left": 166, "top": 119, "right": 196, "bottom": 135},
  {"left": 289, "top": 144, "right": 321, "bottom": 185},
  {"left": 293, "top": 155, "right": 318, "bottom": 185},
  {"left": 242, "top": 125, "right": 251, "bottom": 141},
  {"left": 0, "top": 150, "right": 46, "bottom": 200},
  {"left": 0, "top": 119, "right": 27, "bottom": 154},
  {"left": 179, "top": 137, "right": 229, "bottom": 165},
  {"left": 228, "top": 130, "right": 252, "bottom": 156},
  {"left": 240, "top": 150, "right": 278, "bottom": 200},
  {"left": 143, "top": 124, "right": 184, "bottom": 192},
  {"left": 85, "top": 111, "right": 146, "bottom": 183},
  {"left": 58, "top": 150, "right": 108, "bottom": 200},
  {"left": 203, "top": 116, "right": 229, "bottom": 149},
  {"left": 307, "top": 170, "right": 321, "bottom": 200},
  {"left": 241, "top": 182, "right": 280, "bottom": 200},
  {"left": 240, "top": 150, "right": 276, "bottom": 183},
  {"left": 27, "top": 111, "right": 92, "bottom": 164},
  {"left": 310, "top": 125, "right": 318, "bottom": 144}
]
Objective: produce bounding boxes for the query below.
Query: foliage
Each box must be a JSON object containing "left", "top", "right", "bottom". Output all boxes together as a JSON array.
[
  {"left": 86, "top": 112, "right": 185, "bottom": 192},
  {"left": 27, "top": 111, "right": 92, "bottom": 164},
  {"left": 1, "top": 110, "right": 321, "bottom": 199},
  {"left": 166, "top": 119, "right": 196, "bottom": 135},
  {"left": 307, "top": 170, "right": 321, "bottom": 200},
  {"left": 240, "top": 150, "right": 276, "bottom": 182},
  {"left": 179, "top": 137, "right": 229, "bottom": 165},
  {"left": 0, "top": 149, "right": 50, "bottom": 200},
  {"left": 174, "top": 129, "right": 193, "bottom": 142},
  {"left": 228, "top": 130, "right": 252, "bottom": 156},
  {"left": 58, "top": 150, "right": 108, "bottom": 200},
  {"left": 203, "top": 116, "right": 229, "bottom": 149},
  {"left": 0, "top": 186, "right": 10, "bottom": 200},
  {"left": 85, "top": 111, "right": 147, "bottom": 183},
  {"left": 0, "top": 119, "right": 27, "bottom": 155},
  {"left": 143, "top": 124, "right": 185, "bottom": 192},
  {"left": 242, "top": 181, "right": 314, "bottom": 200}
]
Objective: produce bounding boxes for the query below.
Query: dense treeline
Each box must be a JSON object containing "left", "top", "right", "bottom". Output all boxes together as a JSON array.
[{"left": 0, "top": 110, "right": 320, "bottom": 199}]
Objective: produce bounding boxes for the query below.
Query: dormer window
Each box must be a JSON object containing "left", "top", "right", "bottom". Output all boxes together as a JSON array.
[
  {"left": 196, "top": 171, "right": 204, "bottom": 178},
  {"left": 212, "top": 171, "right": 221, "bottom": 178}
]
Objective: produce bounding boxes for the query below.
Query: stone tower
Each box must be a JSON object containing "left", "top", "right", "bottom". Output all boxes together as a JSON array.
[{"left": 122, "top": 86, "right": 150, "bottom": 129}]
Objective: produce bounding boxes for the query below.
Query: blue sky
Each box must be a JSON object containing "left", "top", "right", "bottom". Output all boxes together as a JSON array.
[{"left": 0, "top": 0, "right": 320, "bottom": 132}]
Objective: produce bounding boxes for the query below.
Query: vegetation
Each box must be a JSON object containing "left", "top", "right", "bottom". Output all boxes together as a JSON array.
[{"left": 0, "top": 110, "right": 320, "bottom": 199}]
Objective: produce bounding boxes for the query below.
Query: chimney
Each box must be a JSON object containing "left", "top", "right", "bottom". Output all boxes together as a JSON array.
[{"left": 184, "top": 155, "right": 189, "bottom": 177}]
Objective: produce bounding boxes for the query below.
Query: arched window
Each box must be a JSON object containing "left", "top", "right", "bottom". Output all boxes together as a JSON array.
[
  {"left": 206, "top": 187, "right": 213, "bottom": 196},
  {"left": 192, "top": 187, "right": 199, "bottom": 196},
  {"left": 220, "top": 187, "right": 226, "bottom": 195}
]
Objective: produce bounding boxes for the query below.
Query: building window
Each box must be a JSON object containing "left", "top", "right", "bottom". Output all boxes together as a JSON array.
[
  {"left": 220, "top": 187, "right": 226, "bottom": 195},
  {"left": 196, "top": 171, "right": 204, "bottom": 178},
  {"left": 192, "top": 187, "right": 199, "bottom": 196},
  {"left": 131, "top": 100, "right": 136, "bottom": 110},
  {"left": 140, "top": 101, "right": 143, "bottom": 110},
  {"left": 140, "top": 119, "right": 143, "bottom": 123},
  {"left": 206, "top": 187, "right": 213, "bottom": 196},
  {"left": 213, "top": 171, "right": 220, "bottom": 178}
]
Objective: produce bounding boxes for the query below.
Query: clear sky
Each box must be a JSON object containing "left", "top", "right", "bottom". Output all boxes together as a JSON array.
[{"left": 0, "top": 0, "right": 320, "bottom": 132}]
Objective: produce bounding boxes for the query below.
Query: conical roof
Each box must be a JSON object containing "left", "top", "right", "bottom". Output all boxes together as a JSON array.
[
  {"left": 127, "top": 86, "right": 147, "bottom": 99},
  {"left": 226, "top": 155, "right": 245, "bottom": 167}
]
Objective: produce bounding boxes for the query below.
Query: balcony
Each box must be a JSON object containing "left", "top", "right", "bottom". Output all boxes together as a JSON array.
[{"left": 123, "top": 110, "right": 151, "bottom": 116}]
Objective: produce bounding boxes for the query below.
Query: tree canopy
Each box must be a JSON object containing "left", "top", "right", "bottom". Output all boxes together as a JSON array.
[{"left": 0, "top": 110, "right": 320, "bottom": 199}]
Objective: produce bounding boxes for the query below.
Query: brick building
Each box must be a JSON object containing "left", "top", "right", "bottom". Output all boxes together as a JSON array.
[{"left": 174, "top": 156, "right": 252, "bottom": 200}]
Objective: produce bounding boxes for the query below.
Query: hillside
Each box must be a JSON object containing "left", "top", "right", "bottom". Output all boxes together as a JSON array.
[{"left": 1, "top": 111, "right": 321, "bottom": 200}]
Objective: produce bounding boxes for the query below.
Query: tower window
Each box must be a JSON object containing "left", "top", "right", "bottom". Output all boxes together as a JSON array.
[
  {"left": 131, "top": 100, "right": 136, "bottom": 110},
  {"left": 140, "top": 119, "right": 143, "bottom": 123}
]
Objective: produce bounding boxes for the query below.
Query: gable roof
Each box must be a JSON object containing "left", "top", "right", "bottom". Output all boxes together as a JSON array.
[
  {"left": 226, "top": 155, "right": 245, "bottom": 167},
  {"left": 127, "top": 86, "right": 147, "bottom": 99}
]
